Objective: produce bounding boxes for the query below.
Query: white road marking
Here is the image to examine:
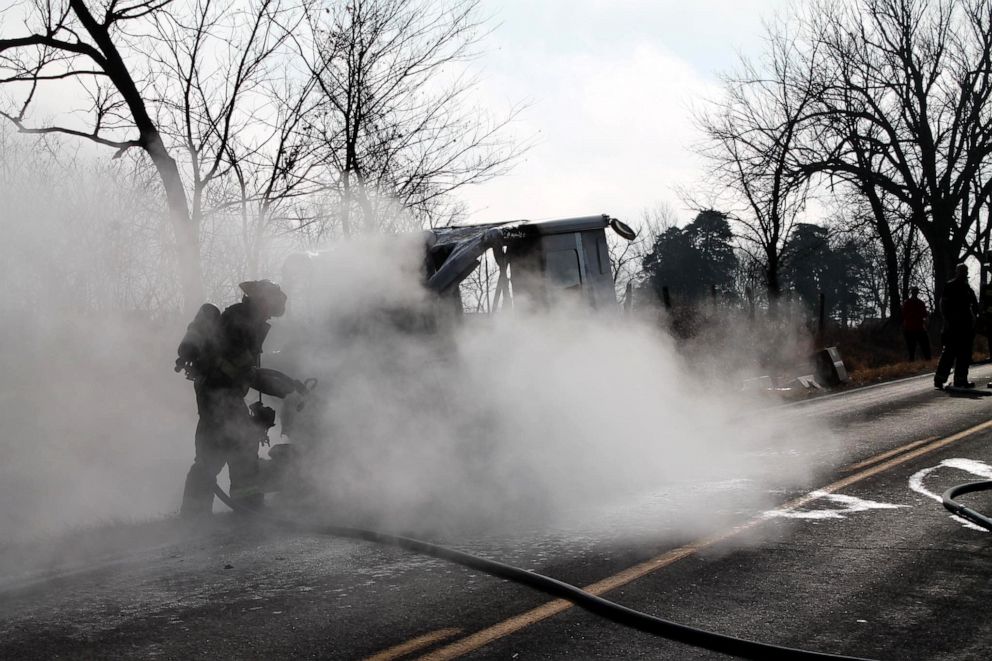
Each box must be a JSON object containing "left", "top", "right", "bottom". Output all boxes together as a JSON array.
[
  {"left": 908, "top": 458, "right": 992, "bottom": 532},
  {"left": 761, "top": 490, "right": 907, "bottom": 520},
  {"left": 415, "top": 422, "right": 992, "bottom": 660}
]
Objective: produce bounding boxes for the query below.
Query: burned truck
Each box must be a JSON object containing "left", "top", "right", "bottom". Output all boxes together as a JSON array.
[
  {"left": 277, "top": 213, "right": 637, "bottom": 336},
  {"left": 421, "top": 214, "right": 637, "bottom": 313},
  {"left": 263, "top": 215, "right": 636, "bottom": 501}
]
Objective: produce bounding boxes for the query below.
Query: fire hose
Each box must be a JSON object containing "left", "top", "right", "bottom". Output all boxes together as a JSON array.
[
  {"left": 942, "top": 480, "right": 992, "bottom": 531},
  {"left": 212, "top": 484, "right": 873, "bottom": 660}
]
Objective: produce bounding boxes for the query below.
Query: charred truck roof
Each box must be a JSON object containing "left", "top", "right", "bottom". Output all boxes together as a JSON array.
[
  {"left": 281, "top": 214, "right": 636, "bottom": 324},
  {"left": 424, "top": 214, "right": 635, "bottom": 312}
]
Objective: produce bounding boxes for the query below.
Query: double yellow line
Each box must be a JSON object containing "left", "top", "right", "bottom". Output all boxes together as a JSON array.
[{"left": 367, "top": 418, "right": 992, "bottom": 661}]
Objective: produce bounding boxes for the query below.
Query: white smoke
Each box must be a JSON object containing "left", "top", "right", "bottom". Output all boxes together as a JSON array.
[
  {"left": 0, "top": 133, "right": 842, "bottom": 550},
  {"left": 264, "top": 235, "right": 841, "bottom": 537}
]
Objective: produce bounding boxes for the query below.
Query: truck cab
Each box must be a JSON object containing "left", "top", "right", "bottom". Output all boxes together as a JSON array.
[{"left": 424, "top": 214, "right": 636, "bottom": 314}]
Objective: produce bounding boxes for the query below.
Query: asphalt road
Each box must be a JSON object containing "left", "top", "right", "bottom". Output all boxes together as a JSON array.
[{"left": 4, "top": 367, "right": 992, "bottom": 660}]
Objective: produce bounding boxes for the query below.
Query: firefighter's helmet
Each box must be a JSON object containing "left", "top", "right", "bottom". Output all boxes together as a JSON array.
[{"left": 240, "top": 279, "right": 287, "bottom": 317}]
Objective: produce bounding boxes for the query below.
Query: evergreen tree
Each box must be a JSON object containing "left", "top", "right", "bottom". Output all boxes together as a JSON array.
[{"left": 640, "top": 210, "right": 738, "bottom": 304}]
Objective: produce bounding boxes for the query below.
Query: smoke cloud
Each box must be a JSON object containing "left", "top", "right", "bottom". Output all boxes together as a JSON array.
[
  {"left": 266, "top": 235, "right": 842, "bottom": 537},
  {"left": 0, "top": 135, "right": 843, "bottom": 557}
]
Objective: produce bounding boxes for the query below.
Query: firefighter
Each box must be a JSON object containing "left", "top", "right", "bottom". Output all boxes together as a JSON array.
[
  {"left": 934, "top": 263, "right": 979, "bottom": 390},
  {"left": 178, "top": 280, "right": 295, "bottom": 517}
]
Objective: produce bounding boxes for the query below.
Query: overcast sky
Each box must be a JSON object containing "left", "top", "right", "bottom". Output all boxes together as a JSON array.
[{"left": 459, "top": 0, "right": 794, "bottom": 227}]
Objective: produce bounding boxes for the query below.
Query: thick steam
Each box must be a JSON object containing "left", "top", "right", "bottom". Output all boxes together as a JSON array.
[
  {"left": 267, "top": 235, "right": 841, "bottom": 536},
  {"left": 0, "top": 139, "right": 841, "bottom": 547}
]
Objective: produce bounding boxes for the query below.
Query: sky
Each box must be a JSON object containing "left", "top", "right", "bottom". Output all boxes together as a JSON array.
[{"left": 458, "top": 0, "right": 795, "bottom": 228}]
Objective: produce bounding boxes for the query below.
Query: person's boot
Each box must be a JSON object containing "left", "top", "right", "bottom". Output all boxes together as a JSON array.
[
  {"left": 181, "top": 464, "right": 216, "bottom": 519},
  {"left": 953, "top": 380, "right": 976, "bottom": 388},
  {"left": 934, "top": 378, "right": 946, "bottom": 390},
  {"left": 180, "top": 492, "right": 214, "bottom": 519}
]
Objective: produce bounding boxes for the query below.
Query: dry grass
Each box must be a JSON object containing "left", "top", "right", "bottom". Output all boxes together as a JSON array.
[
  {"left": 845, "top": 358, "right": 940, "bottom": 388},
  {"left": 821, "top": 322, "right": 990, "bottom": 390}
]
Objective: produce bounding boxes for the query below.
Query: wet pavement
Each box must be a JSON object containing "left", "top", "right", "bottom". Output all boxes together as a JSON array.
[{"left": 3, "top": 366, "right": 992, "bottom": 660}]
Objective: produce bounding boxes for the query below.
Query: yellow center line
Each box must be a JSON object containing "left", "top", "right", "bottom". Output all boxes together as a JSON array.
[
  {"left": 364, "top": 627, "right": 463, "bottom": 661},
  {"left": 841, "top": 436, "right": 938, "bottom": 472},
  {"left": 416, "top": 418, "right": 992, "bottom": 661}
]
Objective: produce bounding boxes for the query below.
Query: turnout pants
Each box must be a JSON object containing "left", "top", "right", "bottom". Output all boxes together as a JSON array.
[
  {"left": 180, "top": 386, "right": 263, "bottom": 517},
  {"left": 935, "top": 327, "right": 975, "bottom": 386}
]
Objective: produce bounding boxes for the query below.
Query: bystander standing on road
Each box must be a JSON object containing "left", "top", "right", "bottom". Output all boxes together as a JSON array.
[
  {"left": 935, "top": 264, "right": 979, "bottom": 389},
  {"left": 901, "top": 286, "right": 931, "bottom": 361}
]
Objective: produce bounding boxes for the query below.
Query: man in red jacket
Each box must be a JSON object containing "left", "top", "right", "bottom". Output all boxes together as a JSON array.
[{"left": 901, "top": 286, "right": 931, "bottom": 362}]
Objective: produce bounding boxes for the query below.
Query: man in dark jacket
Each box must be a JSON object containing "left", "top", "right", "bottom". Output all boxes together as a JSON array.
[
  {"left": 178, "top": 280, "right": 300, "bottom": 517},
  {"left": 901, "top": 286, "right": 931, "bottom": 361},
  {"left": 935, "top": 264, "right": 979, "bottom": 389}
]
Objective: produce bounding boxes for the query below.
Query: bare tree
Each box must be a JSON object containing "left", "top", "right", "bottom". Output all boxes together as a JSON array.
[
  {"left": 0, "top": 125, "right": 178, "bottom": 311},
  {"left": 0, "top": 0, "right": 204, "bottom": 305},
  {"left": 796, "top": 0, "right": 992, "bottom": 299},
  {"left": 695, "top": 28, "right": 817, "bottom": 300},
  {"left": 145, "top": 0, "right": 321, "bottom": 290},
  {"left": 222, "top": 77, "right": 324, "bottom": 279},
  {"left": 298, "top": 0, "right": 524, "bottom": 235},
  {"left": 0, "top": 0, "right": 335, "bottom": 307}
]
